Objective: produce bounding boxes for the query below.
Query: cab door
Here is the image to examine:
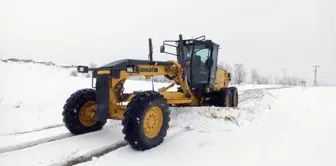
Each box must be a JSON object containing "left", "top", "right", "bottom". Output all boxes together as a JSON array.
[
  {"left": 208, "top": 43, "right": 219, "bottom": 88},
  {"left": 190, "top": 47, "right": 211, "bottom": 87}
]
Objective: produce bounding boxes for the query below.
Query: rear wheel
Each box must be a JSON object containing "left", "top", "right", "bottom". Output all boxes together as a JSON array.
[
  {"left": 220, "top": 88, "right": 232, "bottom": 107},
  {"left": 205, "top": 88, "right": 232, "bottom": 107},
  {"left": 62, "top": 89, "right": 106, "bottom": 135},
  {"left": 229, "top": 87, "right": 239, "bottom": 107},
  {"left": 122, "top": 91, "right": 170, "bottom": 151}
]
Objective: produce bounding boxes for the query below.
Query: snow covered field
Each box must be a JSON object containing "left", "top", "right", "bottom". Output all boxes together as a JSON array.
[
  {"left": 0, "top": 60, "right": 283, "bottom": 135},
  {"left": 0, "top": 60, "right": 335, "bottom": 166}
]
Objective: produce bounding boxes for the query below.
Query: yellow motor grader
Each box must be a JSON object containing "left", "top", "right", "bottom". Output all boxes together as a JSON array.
[{"left": 62, "top": 34, "right": 238, "bottom": 151}]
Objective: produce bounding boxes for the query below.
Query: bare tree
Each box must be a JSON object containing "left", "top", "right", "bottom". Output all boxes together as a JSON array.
[
  {"left": 289, "top": 76, "right": 304, "bottom": 85},
  {"left": 279, "top": 75, "right": 305, "bottom": 85},
  {"left": 267, "top": 75, "right": 273, "bottom": 84},
  {"left": 233, "top": 63, "right": 247, "bottom": 84},
  {"left": 259, "top": 76, "right": 269, "bottom": 84},
  {"left": 251, "top": 69, "right": 260, "bottom": 83},
  {"left": 274, "top": 76, "right": 281, "bottom": 85}
]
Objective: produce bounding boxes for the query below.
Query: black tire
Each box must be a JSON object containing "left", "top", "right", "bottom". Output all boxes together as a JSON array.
[
  {"left": 122, "top": 91, "right": 170, "bottom": 151},
  {"left": 219, "top": 88, "right": 232, "bottom": 107},
  {"left": 206, "top": 88, "right": 232, "bottom": 107},
  {"left": 62, "top": 88, "right": 106, "bottom": 135},
  {"left": 229, "top": 87, "right": 239, "bottom": 107}
]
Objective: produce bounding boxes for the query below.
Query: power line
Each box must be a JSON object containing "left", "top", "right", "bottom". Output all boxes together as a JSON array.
[{"left": 313, "top": 65, "right": 320, "bottom": 86}]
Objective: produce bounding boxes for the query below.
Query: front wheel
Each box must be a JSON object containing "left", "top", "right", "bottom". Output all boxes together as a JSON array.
[
  {"left": 62, "top": 89, "right": 106, "bottom": 135},
  {"left": 122, "top": 91, "right": 170, "bottom": 151}
]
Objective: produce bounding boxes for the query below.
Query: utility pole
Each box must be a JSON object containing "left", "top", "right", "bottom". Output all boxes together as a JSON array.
[
  {"left": 283, "top": 68, "right": 287, "bottom": 85},
  {"left": 313, "top": 65, "right": 320, "bottom": 86}
]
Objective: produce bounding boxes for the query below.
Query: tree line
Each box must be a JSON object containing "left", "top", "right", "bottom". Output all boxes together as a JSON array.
[{"left": 218, "top": 62, "right": 306, "bottom": 85}]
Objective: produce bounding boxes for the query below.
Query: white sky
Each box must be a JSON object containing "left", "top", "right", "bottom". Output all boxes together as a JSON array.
[{"left": 0, "top": 0, "right": 335, "bottom": 85}]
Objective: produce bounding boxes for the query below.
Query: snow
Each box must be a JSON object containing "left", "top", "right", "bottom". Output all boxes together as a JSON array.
[
  {"left": 75, "top": 87, "right": 336, "bottom": 166},
  {"left": 0, "top": 94, "right": 266, "bottom": 166},
  {"left": 0, "top": 124, "right": 125, "bottom": 166},
  {"left": 0, "top": 125, "right": 70, "bottom": 153},
  {"left": 0, "top": 61, "right": 174, "bottom": 135},
  {"left": 1, "top": 61, "right": 335, "bottom": 166},
  {"left": 0, "top": 61, "right": 283, "bottom": 135}
]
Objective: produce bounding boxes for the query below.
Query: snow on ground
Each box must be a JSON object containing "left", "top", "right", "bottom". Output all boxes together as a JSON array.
[
  {"left": 0, "top": 82, "right": 279, "bottom": 166},
  {"left": 2, "top": 61, "right": 331, "bottom": 166},
  {"left": 0, "top": 61, "right": 283, "bottom": 135},
  {"left": 75, "top": 87, "right": 336, "bottom": 166},
  {"left": 0, "top": 61, "right": 172, "bottom": 135}
]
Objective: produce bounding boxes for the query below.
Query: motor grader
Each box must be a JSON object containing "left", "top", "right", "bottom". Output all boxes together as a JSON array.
[{"left": 62, "top": 34, "right": 238, "bottom": 151}]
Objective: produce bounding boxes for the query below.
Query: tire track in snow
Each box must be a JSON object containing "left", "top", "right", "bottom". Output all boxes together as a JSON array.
[
  {"left": 0, "top": 123, "right": 121, "bottom": 154},
  {"left": 0, "top": 132, "right": 72, "bottom": 154},
  {"left": 0, "top": 124, "right": 65, "bottom": 136},
  {"left": 50, "top": 141, "right": 128, "bottom": 166},
  {"left": 164, "top": 125, "right": 196, "bottom": 141},
  {"left": 239, "top": 86, "right": 290, "bottom": 103},
  {"left": 54, "top": 125, "right": 195, "bottom": 166},
  {"left": 239, "top": 89, "right": 265, "bottom": 103}
]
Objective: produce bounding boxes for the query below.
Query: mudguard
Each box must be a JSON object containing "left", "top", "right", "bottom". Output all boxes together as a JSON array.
[{"left": 94, "top": 75, "right": 110, "bottom": 123}]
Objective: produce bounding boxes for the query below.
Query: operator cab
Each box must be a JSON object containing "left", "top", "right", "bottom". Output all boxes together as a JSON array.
[{"left": 160, "top": 35, "right": 219, "bottom": 92}]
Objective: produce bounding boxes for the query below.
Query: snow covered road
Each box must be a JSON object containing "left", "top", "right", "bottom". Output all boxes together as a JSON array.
[
  {"left": 75, "top": 87, "right": 336, "bottom": 166},
  {"left": 2, "top": 86, "right": 333, "bottom": 166},
  {"left": 0, "top": 87, "right": 276, "bottom": 166}
]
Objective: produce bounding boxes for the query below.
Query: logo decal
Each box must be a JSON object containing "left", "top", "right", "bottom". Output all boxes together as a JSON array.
[{"left": 139, "top": 68, "right": 158, "bottom": 72}]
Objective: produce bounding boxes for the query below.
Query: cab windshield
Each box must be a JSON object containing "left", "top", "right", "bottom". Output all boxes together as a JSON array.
[{"left": 183, "top": 44, "right": 211, "bottom": 64}]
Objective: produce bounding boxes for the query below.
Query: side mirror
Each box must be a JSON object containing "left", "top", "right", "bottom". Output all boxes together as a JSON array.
[{"left": 160, "top": 45, "right": 165, "bottom": 53}]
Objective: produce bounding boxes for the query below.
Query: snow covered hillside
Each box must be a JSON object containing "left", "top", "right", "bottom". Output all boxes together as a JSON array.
[{"left": 0, "top": 60, "right": 335, "bottom": 166}]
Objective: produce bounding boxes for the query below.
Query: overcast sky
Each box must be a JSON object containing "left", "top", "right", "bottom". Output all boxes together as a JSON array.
[{"left": 0, "top": 0, "right": 335, "bottom": 85}]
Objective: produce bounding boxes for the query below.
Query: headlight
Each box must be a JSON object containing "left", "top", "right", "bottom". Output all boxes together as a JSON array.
[
  {"left": 77, "top": 66, "right": 89, "bottom": 73},
  {"left": 78, "top": 67, "right": 84, "bottom": 72}
]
